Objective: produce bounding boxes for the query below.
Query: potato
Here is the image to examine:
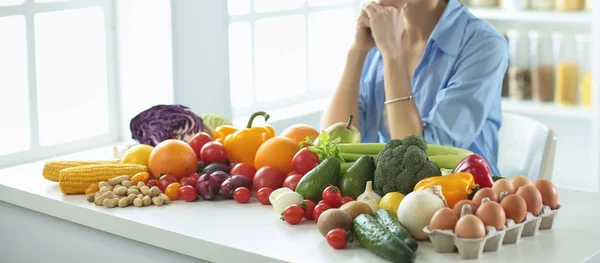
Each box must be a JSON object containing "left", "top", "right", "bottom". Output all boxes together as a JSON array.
[
  {"left": 316, "top": 208, "right": 353, "bottom": 237},
  {"left": 340, "top": 201, "right": 374, "bottom": 220}
]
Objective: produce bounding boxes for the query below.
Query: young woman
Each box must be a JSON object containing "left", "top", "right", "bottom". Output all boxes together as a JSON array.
[{"left": 320, "top": 0, "right": 508, "bottom": 175}]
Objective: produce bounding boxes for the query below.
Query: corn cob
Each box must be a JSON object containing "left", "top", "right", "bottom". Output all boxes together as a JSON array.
[
  {"left": 42, "top": 160, "right": 120, "bottom": 182},
  {"left": 58, "top": 163, "right": 147, "bottom": 195}
]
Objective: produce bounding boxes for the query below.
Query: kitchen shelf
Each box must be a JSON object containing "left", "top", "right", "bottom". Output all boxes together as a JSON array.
[
  {"left": 469, "top": 8, "right": 592, "bottom": 24},
  {"left": 502, "top": 98, "right": 592, "bottom": 120}
]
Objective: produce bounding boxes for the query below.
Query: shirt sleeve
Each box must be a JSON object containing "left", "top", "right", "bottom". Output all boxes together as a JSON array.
[
  {"left": 358, "top": 48, "right": 376, "bottom": 142},
  {"left": 422, "top": 34, "right": 508, "bottom": 148}
]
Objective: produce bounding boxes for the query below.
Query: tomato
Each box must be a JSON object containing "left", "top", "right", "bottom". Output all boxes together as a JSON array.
[
  {"left": 228, "top": 162, "right": 237, "bottom": 172},
  {"left": 282, "top": 204, "right": 304, "bottom": 225},
  {"left": 188, "top": 132, "right": 212, "bottom": 159},
  {"left": 146, "top": 179, "right": 159, "bottom": 188},
  {"left": 326, "top": 228, "right": 348, "bottom": 249},
  {"left": 322, "top": 186, "right": 343, "bottom": 208},
  {"left": 318, "top": 200, "right": 325, "bottom": 206},
  {"left": 233, "top": 187, "right": 251, "bottom": 204},
  {"left": 282, "top": 173, "right": 303, "bottom": 191},
  {"left": 158, "top": 177, "right": 176, "bottom": 192},
  {"left": 301, "top": 200, "right": 316, "bottom": 220},
  {"left": 200, "top": 142, "right": 227, "bottom": 165},
  {"left": 340, "top": 196, "right": 355, "bottom": 205},
  {"left": 159, "top": 174, "right": 178, "bottom": 184},
  {"left": 292, "top": 148, "right": 320, "bottom": 175},
  {"left": 253, "top": 166, "right": 285, "bottom": 191},
  {"left": 179, "top": 185, "right": 197, "bottom": 202},
  {"left": 256, "top": 187, "right": 274, "bottom": 205},
  {"left": 130, "top": 172, "right": 150, "bottom": 185},
  {"left": 180, "top": 177, "right": 197, "bottom": 188},
  {"left": 189, "top": 172, "right": 201, "bottom": 181},
  {"left": 313, "top": 203, "right": 331, "bottom": 222},
  {"left": 165, "top": 182, "right": 181, "bottom": 201},
  {"left": 230, "top": 163, "right": 257, "bottom": 181},
  {"left": 287, "top": 170, "right": 299, "bottom": 177}
]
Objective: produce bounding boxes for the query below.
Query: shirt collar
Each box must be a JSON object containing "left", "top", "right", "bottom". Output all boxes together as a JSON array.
[{"left": 429, "top": 0, "right": 469, "bottom": 56}]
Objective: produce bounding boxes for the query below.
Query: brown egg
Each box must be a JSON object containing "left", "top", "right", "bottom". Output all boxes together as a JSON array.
[
  {"left": 429, "top": 208, "right": 458, "bottom": 231},
  {"left": 516, "top": 184, "right": 543, "bottom": 216},
  {"left": 454, "top": 215, "right": 486, "bottom": 239},
  {"left": 500, "top": 194, "right": 527, "bottom": 223},
  {"left": 492, "top": 179, "right": 515, "bottom": 197},
  {"left": 534, "top": 179, "right": 559, "bottom": 209},
  {"left": 453, "top": 200, "right": 478, "bottom": 218},
  {"left": 476, "top": 199, "right": 506, "bottom": 230},
  {"left": 472, "top": 188, "right": 498, "bottom": 205},
  {"left": 511, "top": 175, "right": 532, "bottom": 191}
]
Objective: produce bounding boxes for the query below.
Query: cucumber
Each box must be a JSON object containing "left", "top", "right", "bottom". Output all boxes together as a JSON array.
[
  {"left": 353, "top": 214, "right": 416, "bottom": 263},
  {"left": 374, "top": 209, "right": 419, "bottom": 252},
  {"left": 295, "top": 157, "right": 341, "bottom": 202}
]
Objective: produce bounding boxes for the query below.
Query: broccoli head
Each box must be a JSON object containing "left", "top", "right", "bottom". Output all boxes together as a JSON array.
[{"left": 374, "top": 135, "right": 441, "bottom": 195}]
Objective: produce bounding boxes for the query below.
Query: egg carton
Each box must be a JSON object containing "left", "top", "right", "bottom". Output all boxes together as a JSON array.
[{"left": 423, "top": 205, "right": 560, "bottom": 260}]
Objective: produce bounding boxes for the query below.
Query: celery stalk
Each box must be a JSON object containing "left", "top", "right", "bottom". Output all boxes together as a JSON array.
[
  {"left": 339, "top": 152, "right": 378, "bottom": 162},
  {"left": 337, "top": 143, "right": 385, "bottom": 155}
]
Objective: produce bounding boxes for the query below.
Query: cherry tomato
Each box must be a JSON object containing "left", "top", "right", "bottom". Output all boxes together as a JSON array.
[
  {"left": 130, "top": 172, "right": 150, "bottom": 185},
  {"left": 179, "top": 185, "right": 197, "bottom": 202},
  {"left": 301, "top": 200, "right": 316, "bottom": 220},
  {"left": 159, "top": 174, "right": 178, "bottom": 184},
  {"left": 318, "top": 200, "right": 326, "bottom": 206},
  {"left": 200, "top": 142, "right": 227, "bottom": 165},
  {"left": 146, "top": 179, "right": 159, "bottom": 188},
  {"left": 165, "top": 182, "right": 181, "bottom": 201},
  {"left": 180, "top": 177, "right": 197, "bottom": 188},
  {"left": 189, "top": 172, "right": 201, "bottom": 181},
  {"left": 326, "top": 228, "right": 348, "bottom": 249},
  {"left": 230, "top": 163, "right": 257, "bottom": 181},
  {"left": 313, "top": 203, "right": 331, "bottom": 222},
  {"left": 233, "top": 187, "right": 251, "bottom": 204},
  {"left": 188, "top": 132, "right": 212, "bottom": 159},
  {"left": 292, "top": 148, "right": 320, "bottom": 175},
  {"left": 282, "top": 204, "right": 304, "bottom": 225},
  {"left": 287, "top": 170, "right": 299, "bottom": 177},
  {"left": 253, "top": 166, "right": 284, "bottom": 191},
  {"left": 256, "top": 187, "right": 274, "bottom": 205},
  {"left": 85, "top": 183, "right": 99, "bottom": 195},
  {"left": 282, "top": 173, "right": 303, "bottom": 191},
  {"left": 340, "top": 196, "right": 355, "bottom": 205},
  {"left": 322, "top": 186, "right": 343, "bottom": 208}
]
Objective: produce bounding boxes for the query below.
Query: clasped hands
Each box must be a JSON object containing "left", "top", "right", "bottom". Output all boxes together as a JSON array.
[{"left": 354, "top": 1, "right": 406, "bottom": 58}]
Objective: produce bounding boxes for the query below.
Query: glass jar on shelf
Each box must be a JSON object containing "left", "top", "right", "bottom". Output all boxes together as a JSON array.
[
  {"left": 553, "top": 32, "right": 580, "bottom": 106},
  {"left": 469, "top": 0, "right": 498, "bottom": 8},
  {"left": 585, "top": 0, "right": 592, "bottom": 11},
  {"left": 555, "top": 0, "right": 583, "bottom": 11},
  {"left": 529, "top": 30, "right": 555, "bottom": 102},
  {"left": 507, "top": 29, "right": 532, "bottom": 100},
  {"left": 502, "top": 0, "right": 527, "bottom": 11},
  {"left": 530, "top": 0, "right": 554, "bottom": 10},
  {"left": 576, "top": 34, "right": 592, "bottom": 108}
]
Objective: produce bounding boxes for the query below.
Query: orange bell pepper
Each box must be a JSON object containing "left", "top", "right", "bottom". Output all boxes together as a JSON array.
[
  {"left": 413, "top": 172, "right": 477, "bottom": 209},
  {"left": 222, "top": 111, "right": 276, "bottom": 166}
]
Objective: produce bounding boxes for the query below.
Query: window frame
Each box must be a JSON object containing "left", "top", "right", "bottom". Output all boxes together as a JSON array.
[{"left": 0, "top": 0, "right": 120, "bottom": 168}]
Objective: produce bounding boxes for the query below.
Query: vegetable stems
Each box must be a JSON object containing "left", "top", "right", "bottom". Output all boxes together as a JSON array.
[{"left": 246, "top": 111, "right": 270, "bottom": 128}]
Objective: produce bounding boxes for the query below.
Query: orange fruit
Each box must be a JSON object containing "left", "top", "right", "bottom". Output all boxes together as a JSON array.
[
  {"left": 255, "top": 136, "right": 301, "bottom": 175},
  {"left": 281, "top": 124, "right": 319, "bottom": 147},
  {"left": 148, "top": 139, "right": 198, "bottom": 179}
]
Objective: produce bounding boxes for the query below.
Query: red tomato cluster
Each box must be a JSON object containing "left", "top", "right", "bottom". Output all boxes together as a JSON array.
[{"left": 188, "top": 132, "right": 227, "bottom": 165}]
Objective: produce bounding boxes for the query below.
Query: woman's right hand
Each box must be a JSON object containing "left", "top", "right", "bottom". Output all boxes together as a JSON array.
[{"left": 352, "top": 8, "right": 375, "bottom": 54}]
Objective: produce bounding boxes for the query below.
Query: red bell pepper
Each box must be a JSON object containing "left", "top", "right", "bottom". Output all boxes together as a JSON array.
[{"left": 452, "top": 154, "right": 494, "bottom": 188}]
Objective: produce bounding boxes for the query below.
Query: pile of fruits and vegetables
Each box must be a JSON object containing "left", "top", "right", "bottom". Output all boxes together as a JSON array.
[{"left": 40, "top": 104, "right": 562, "bottom": 263}]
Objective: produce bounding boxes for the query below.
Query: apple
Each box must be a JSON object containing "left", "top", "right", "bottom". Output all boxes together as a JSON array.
[{"left": 324, "top": 115, "right": 361, "bottom": 143}]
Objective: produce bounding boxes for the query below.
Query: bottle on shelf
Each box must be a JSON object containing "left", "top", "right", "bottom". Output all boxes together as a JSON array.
[
  {"left": 507, "top": 29, "right": 532, "bottom": 100},
  {"left": 576, "top": 34, "right": 592, "bottom": 109},
  {"left": 502, "top": 0, "right": 528, "bottom": 11},
  {"left": 530, "top": 0, "right": 555, "bottom": 10},
  {"left": 553, "top": 32, "right": 580, "bottom": 106},
  {"left": 529, "top": 30, "right": 555, "bottom": 102},
  {"left": 555, "top": 0, "right": 583, "bottom": 11},
  {"left": 585, "top": 0, "right": 592, "bottom": 11}
]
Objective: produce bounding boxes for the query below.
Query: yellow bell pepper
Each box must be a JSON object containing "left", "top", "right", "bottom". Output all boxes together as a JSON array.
[
  {"left": 213, "top": 125, "right": 238, "bottom": 144},
  {"left": 222, "top": 111, "right": 276, "bottom": 166},
  {"left": 413, "top": 172, "right": 476, "bottom": 209}
]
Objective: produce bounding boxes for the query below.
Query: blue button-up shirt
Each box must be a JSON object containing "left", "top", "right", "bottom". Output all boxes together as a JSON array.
[{"left": 358, "top": 0, "right": 508, "bottom": 176}]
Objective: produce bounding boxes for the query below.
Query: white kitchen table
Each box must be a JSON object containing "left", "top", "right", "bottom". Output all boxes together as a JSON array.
[{"left": 1, "top": 145, "right": 600, "bottom": 263}]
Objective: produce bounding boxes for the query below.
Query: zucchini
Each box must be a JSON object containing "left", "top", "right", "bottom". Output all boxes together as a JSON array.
[
  {"left": 374, "top": 209, "right": 419, "bottom": 252},
  {"left": 353, "top": 214, "right": 416, "bottom": 263}
]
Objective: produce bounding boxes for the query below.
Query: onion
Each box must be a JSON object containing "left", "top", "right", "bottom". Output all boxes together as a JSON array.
[
  {"left": 220, "top": 175, "right": 252, "bottom": 199},
  {"left": 196, "top": 173, "right": 220, "bottom": 200},
  {"left": 209, "top": 171, "right": 230, "bottom": 185},
  {"left": 397, "top": 186, "right": 447, "bottom": 240}
]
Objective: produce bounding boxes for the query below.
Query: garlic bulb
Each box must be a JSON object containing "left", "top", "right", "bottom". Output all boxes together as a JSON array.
[{"left": 357, "top": 181, "right": 382, "bottom": 213}]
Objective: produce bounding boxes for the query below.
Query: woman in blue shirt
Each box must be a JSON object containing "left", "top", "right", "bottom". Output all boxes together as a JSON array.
[{"left": 320, "top": 0, "right": 508, "bottom": 175}]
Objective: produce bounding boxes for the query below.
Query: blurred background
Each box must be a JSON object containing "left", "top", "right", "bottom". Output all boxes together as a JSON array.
[{"left": 1, "top": 0, "right": 598, "bottom": 192}]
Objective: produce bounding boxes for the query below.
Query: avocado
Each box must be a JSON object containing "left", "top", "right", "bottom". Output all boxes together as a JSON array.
[
  {"left": 295, "top": 157, "right": 341, "bottom": 202},
  {"left": 339, "top": 155, "right": 375, "bottom": 199}
]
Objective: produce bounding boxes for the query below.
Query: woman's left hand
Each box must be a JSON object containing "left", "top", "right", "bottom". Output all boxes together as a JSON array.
[{"left": 362, "top": 2, "right": 405, "bottom": 58}]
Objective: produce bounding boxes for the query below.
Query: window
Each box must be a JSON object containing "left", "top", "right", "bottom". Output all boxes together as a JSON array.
[
  {"left": 0, "top": 0, "right": 118, "bottom": 168},
  {"left": 227, "top": 0, "right": 365, "bottom": 117}
]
